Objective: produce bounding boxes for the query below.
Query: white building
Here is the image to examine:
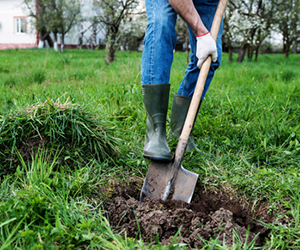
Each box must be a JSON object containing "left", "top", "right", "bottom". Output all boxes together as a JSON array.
[
  {"left": 0, "top": 0, "right": 106, "bottom": 50},
  {"left": 0, "top": 0, "right": 37, "bottom": 49}
]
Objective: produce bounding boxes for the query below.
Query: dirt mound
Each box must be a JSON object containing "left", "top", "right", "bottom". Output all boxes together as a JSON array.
[{"left": 106, "top": 182, "right": 272, "bottom": 248}]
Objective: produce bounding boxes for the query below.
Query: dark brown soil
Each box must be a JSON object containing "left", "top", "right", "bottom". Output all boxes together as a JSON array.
[
  {"left": 106, "top": 179, "right": 272, "bottom": 248},
  {"left": 18, "top": 136, "right": 44, "bottom": 162}
]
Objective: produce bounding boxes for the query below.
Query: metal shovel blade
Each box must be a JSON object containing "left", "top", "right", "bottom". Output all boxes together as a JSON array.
[
  {"left": 139, "top": 160, "right": 198, "bottom": 203},
  {"left": 171, "top": 164, "right": 199, "bottom": 203}
]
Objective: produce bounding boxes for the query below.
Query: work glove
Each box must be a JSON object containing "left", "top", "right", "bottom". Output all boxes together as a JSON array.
[{"left": 196, "top": 32, "right": 218, "bottom": 68}]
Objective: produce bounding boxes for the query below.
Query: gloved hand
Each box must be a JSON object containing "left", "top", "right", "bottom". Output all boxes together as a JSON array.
[{"left": 196, "top": 32, "right": 218, "bottom": 68}]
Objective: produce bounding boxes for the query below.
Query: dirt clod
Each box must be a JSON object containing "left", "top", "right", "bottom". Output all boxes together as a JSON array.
[{"left": 106, "top": 181, "right": 272, "bottom": 248}]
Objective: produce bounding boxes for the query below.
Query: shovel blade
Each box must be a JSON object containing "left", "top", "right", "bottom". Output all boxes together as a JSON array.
[
  {"left": 140, "top": 160, "right": 174, "bottom": 201},
  {"left": 171, "top": 165, "right": 198, "bottom": 203},
  {"left": 140, "top": 160, "right": 198, "bottom": 203}
]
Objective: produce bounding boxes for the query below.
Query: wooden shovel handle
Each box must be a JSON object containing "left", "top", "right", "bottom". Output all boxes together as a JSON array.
[{"left": 180, "top": 0, "right": 228, "bottom": 141}]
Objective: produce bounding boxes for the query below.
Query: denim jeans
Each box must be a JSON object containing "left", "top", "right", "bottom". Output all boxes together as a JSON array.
[{"left": 141, "top": 0, "right": 223, "bottom": 99}]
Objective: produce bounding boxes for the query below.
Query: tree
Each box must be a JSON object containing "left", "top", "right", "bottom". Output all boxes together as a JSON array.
[
  {"left": 248, "top": 0, "right": 276, "bottom": 61},
  {"left": 93, "top": 0, "right": 140, "bottom": 64},
  {"left": 274, "top": 0, "right": 300, "bottom": 57},
  {"left": 231, "top": 0, "right": 271, "bottom": 62},
  {"left": 24, "top": 0, "right": 54, "bottom": 47},
  {"left": 223, "top": 2, "right": 237, "bottom": 62},
  {"left": 118, "top": 8, "right": 147, "bottom": 52},
  {"left": 51, "top": 0, "right": 81, "bottom": 53},
  {"left": 226, "top": 0, "right": 276, "bottom": 62},
  {"left": 24, "top": 0, "right": 81, "bottom": 53}
]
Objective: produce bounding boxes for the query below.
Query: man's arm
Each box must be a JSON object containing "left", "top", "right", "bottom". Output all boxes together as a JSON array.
[
  {"left": 168, "top": 0, "right": 218, "bottom": 68},
  {"left": 168, "top": 0, "right": 208, "bottom": 36}
]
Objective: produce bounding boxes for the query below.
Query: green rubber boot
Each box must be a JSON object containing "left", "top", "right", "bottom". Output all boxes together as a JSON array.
[
  {"left": 170, "top": 94, "right": 202, "bottom": 151},
  {"left": 142, "top": 84, "right": 172, "bottom": 162}
]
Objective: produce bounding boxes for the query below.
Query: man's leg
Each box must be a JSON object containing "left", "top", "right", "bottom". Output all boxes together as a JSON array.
[
  {"left": 177, "top": 0, "right": 223, "bottom": 98},
  {"left": 170, "top": 0, "right": 223, "bottom": 149},
  {"left": 141, "top": 0, "right": 177, "bottom": 85},
  {"left": 141, "top": 0, "right": 177, "bottom": 161}
]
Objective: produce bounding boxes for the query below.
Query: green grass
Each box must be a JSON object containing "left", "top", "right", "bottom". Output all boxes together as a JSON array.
[{"left": 0, "top": 48, "right": 300, "bottom": 249}]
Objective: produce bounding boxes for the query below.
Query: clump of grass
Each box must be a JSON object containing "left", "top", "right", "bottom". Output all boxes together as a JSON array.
[
  {"left": 0, "top": 65, "right": 9, "bottom": 73},
  {"left": 4, "top": 75, "right": 17, "bottom": 87},
  {"left": 68, "top": 70, "right": 89, "bottom": 80},
  {"left": 32, "top": 68, "right": 46, "bottom": 84},
  {"left": 57, "top": 55, "right": 71, "bottom": 66},
  {"left": 0, "top": 98, "right": 119, "bottom": 174},
  {"left": 281, "top": 69, "right": 297, "bottom": 82}
]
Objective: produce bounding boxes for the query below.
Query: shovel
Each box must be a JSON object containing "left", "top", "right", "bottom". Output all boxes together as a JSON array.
[{"left": 140, "top": 0, "right": 228, "bottom": 203}]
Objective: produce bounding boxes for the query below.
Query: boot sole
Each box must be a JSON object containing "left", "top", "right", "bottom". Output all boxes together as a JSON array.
[{"left": 143, "top": 154, "right": 173, "bottom": 163}]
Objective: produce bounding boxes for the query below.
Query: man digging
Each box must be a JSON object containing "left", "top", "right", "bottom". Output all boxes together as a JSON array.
[{"left": 141, "top": 0, "right": 223, "bottom": 161}]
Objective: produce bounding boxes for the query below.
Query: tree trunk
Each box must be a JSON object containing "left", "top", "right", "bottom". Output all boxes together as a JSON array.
[
  {"left": 237, "top": 28, "right": 256, "bottom": 63},
  {"left": 247, "top": 29, "right": 257, "bottom": 61},
  {"left": 237, "top": 43, "right": 249, "bottom": 63},
  {"left": 284, "top": 34, "right": 290, "bottom": 58},
  {"left": 38, "top": 35, "right": 45, "bottom": 49},
  {"left": 293, "top": 20, "right": 298, "bottom": 54},
  {"left": 54, "top": 32, "right": 58, "bottom": 52},
  {"left": 106, "top": 41, "right": 115, "bottom": 64},
  {"left": 38, "top": 28, "right": 50, "bottom": 48},
  {"left": 253, "top": 29, "right": 269, "bottom": 62},
  {"left": 45, "top": 33, "right": 53, "bottom": 47},
  {"left": 225, "top": 29, "right": 232, "bottom": 62},
  {"left": 106, "top": 34, "right": 116, "bottom": 64},
  {"left": 92, "top": 22, "right": 97, "bottom": 50},
  {"left": 293, "top": 39, "right": 298, "bottom": 54},
  {"left": 78, "top": 32, "right": 83, "bottom": 49},
  {"left": 254, "top": 45, "right": 260, "bottom": 62},
  {"left": 285, "top": 41, "right": 289, "bottom": 58},
  {"left": 61, "top": 34, "right": 65, "bottom": 54},
  {"left": 228, "top": 47, "right": 232, "bottom": 62},
  {"left": 247, "top": 46, "right": 253, "bottom": 61}
]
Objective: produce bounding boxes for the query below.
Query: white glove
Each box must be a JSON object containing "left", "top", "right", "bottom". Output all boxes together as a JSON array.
[{"left": 196, "top": 32, "right": 218, "bottom": 68}]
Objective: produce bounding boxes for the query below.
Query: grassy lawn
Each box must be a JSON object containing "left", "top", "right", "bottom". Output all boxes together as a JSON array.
[{"left": 0, "top": 48, "right": 299, "bottom": 249}]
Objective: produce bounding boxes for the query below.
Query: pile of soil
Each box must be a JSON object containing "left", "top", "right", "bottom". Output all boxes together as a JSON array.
[{"left": 106, "top": 180, "right": 272, "bottom": 248}]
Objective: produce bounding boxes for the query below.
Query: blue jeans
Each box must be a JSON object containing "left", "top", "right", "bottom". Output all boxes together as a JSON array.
[{"left": 141, "top": 0, "right": 223, "bottom": 99}]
